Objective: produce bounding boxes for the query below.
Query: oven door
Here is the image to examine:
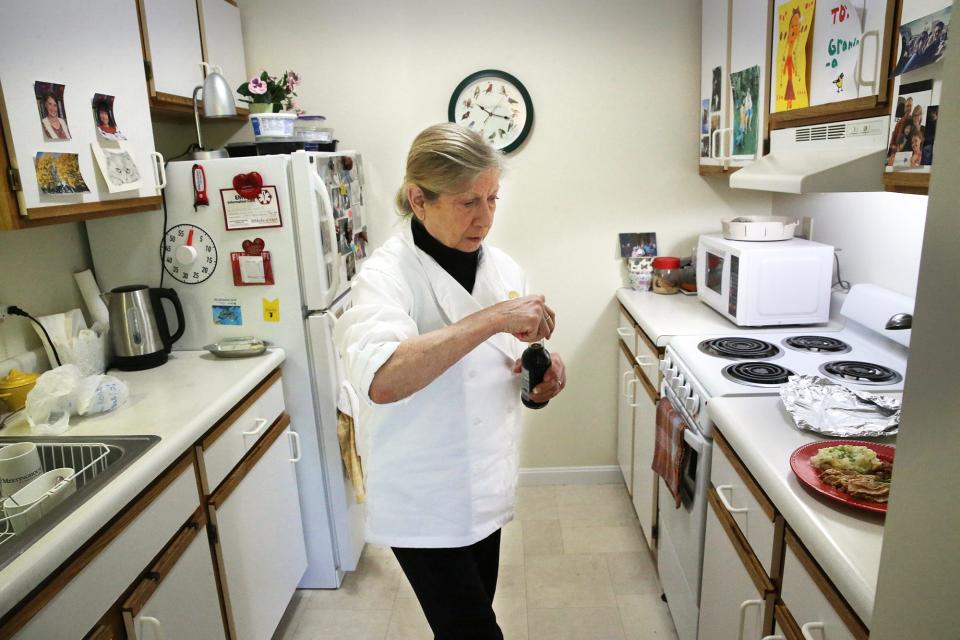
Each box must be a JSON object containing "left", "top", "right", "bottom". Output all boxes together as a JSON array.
[
  {"left": 656, "top": 384, "right": 712, "bottom": 640},
  {"left": 696, "top": 240, "right": 736, "bottom": 323}
]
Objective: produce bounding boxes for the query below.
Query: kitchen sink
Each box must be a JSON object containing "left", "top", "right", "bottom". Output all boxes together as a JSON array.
[{"left": 0, "top": 435, "right": 159, "bottom": 571}]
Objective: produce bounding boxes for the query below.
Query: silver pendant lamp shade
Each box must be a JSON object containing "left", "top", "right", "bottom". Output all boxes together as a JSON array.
[{"left": 190, "top": 62, "right": 237, "bottom": 160}]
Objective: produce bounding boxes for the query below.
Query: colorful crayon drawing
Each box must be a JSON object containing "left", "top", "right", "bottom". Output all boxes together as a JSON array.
[{"left": 775, "top": 0, "right": 814, "bottom": 111}]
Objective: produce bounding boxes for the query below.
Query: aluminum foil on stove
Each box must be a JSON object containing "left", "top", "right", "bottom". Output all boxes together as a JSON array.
[{"left": 779, "top": 375, "right": 901, "bottom": 437}]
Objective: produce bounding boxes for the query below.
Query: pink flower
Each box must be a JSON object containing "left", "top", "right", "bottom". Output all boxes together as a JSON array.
[
  {"left": 248, "top": 77, "right": 267, "bottom": 95},
  {"left": 286, "top": 71, "right": 301, "bottom": 90}
]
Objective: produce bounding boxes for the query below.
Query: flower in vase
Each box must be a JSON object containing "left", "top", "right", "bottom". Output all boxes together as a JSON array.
[
  {"left": 286, "top": 71, "right": 301, "bottom": 90},
  {"left": 248, "top": 76, "right": 268, "bottom": 95}
]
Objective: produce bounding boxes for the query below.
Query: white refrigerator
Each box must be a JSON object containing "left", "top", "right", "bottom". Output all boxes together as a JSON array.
[{"left": 86, "top": 150, "right": 368, "bottom": 588}]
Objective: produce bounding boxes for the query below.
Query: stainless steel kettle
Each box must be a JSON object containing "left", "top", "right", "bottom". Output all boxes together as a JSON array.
[{"left": 101, "top": 285, "right": 185, "bottom": 371}]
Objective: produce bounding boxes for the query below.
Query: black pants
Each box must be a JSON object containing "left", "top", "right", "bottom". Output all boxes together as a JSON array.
[{"left": 391, "top": 528, "right": 503, "bottom": 640}]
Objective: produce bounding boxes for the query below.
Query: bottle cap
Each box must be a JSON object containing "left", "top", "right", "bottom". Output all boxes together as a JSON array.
[{"left": 652, "top": 257, "right": 681, "bottom": 269}]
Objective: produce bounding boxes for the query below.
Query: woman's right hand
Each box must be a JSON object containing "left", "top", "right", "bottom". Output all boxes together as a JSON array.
[{"left": 486, "top": 295, "right": 556, "bottom": 342}]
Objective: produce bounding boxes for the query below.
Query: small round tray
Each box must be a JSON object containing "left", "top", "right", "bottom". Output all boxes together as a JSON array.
[{"left": 204, "top": 338, "right": 268, "bottom": 359}]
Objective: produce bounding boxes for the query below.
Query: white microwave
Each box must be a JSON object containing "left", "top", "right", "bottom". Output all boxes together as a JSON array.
[{"left": 696, "top": 235, "right": 834, "bottom": 326}]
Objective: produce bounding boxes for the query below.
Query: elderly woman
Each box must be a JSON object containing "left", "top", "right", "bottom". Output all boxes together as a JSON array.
[{"left": 335, "top": 123, "right": 566, "bottom": 639}]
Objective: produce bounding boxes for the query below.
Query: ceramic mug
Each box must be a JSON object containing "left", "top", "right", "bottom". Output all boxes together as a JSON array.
[
  {"left": 2, "top": 467, "right": 76, "bottom": 534},
  {"left": 0, "top": 442, "right": 43, "bottom": 499}
]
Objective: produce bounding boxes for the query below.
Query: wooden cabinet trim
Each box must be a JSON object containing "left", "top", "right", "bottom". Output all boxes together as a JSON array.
[
  {"left": 201, "top": 368, "right": 282, "bottom": 451},
  {"left": 699, "top": 164, "right": 742, "bottom": 176},
  {"left": 713, "top": 427, "right": 776, "bottom": 520},
  {"left": 633, "top": 364, "right": 658, "bottom": 404},
  {"left": 884, "top": 171, "right": 929, "bottom": 195},
  {"left": 707, "top": 485, "right": 775, "bottom": 596},
  {"left": 633, "top": 318, "right": 662, "bottom": 358},
  {"left": 771, "top": 515, "right": 787, "bottom": 591},
  {"left": 121, "top": 506, "right": 208, "bottom": 618},
  {"left": 784, "top": 528, "right": 869, "bottom": 640},
  {"left": 618, "top": 337, "right": 635, "bottom": 365},
  {"left": 22, "top": 196, "right": 162, "bottom": 223},
  {"left": 0, "top": 454, "right": 195, "bottom": 637},
  {"left": 774, "top": 601, "right": 804, "bottom": 640},
  {"left": 150, "top": 94, "right": 249, "bottom": 119},
  {"left": 208, "top": 413, "right": 290, "bottom": 509}
]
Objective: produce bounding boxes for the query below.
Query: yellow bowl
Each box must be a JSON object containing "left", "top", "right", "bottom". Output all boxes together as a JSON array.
[{"left": 0, "top": 369, "right": 38, "bottom": 412}]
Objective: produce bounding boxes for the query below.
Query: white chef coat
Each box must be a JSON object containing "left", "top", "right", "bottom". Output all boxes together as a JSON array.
[{"left": 334, "top": 222, "right": 526, "bottom": 548}]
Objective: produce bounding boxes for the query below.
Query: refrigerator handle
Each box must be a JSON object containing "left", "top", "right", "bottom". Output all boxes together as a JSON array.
[{"left": 311, "top": 172, "right": 341, "bottom": 302}]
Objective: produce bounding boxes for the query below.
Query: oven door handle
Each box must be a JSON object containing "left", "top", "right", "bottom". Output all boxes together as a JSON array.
[{"left": 682, "top": 428, "right": 705, "bottom": 454}]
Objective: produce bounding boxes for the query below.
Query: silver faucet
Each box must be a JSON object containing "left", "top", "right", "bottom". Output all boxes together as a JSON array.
[{"left": 885, "top": 313, "right": 913, "bottom": 330}]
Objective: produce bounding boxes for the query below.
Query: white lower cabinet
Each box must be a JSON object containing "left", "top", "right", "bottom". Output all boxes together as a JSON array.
[
  {"left": 631, "top": 370, "right": 657, "bottom": 549},
  {"left": 211, "top": 416, "right": 307, "bottom": 640},
  {"left": 123, "top": 517, "right": 227, "bottom": 639},
  {"left": 617, "top": 344, "right": 636, "bottom": 494},
  {"left": 698, "top": 495, "right": 769, "bottom": 640}
]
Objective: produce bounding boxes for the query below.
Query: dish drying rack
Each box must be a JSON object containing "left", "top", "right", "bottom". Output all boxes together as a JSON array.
[{"left": 0, "top": 442, "right": 113, "bottom": 545}]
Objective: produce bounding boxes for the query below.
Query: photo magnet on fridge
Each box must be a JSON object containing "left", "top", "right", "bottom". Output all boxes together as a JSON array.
[{"left": 212, "top": 300, "right": 243, "bottom": 326}]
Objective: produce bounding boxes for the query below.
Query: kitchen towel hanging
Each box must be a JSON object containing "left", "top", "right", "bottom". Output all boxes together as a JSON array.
[
  {"left": 336, "top": 381, "right": 365, "bottom": 503},
  {"left": 652, "top": 396, "right": 688, "bottom": 508}
]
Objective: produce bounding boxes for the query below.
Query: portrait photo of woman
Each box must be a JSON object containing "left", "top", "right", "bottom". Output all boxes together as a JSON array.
[{"left": 34, "top": 81, "right": 71, "bottom": 141}]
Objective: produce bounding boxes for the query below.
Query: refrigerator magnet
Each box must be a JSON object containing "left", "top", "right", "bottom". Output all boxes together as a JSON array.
[
  {"left": 212, "top": 299, "right": 243, "bottom": 326},
  {"left": 230, "top": 238, "right": 274, "bottom": 286},
  {"left": 262, "top": 298, "right": 280, "bottom": 322},
  {"left": 220, "top": 185, "right": 282, "bottom": 230}
]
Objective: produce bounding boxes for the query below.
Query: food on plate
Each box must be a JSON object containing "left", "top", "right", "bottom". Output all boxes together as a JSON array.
[{"left": 811, "top": 445, "right": 892, "bottom": 502}]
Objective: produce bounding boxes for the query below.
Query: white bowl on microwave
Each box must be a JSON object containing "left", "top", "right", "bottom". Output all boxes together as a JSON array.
[{"left": 721, "top": 215, "right": 798, "bottom": 241}]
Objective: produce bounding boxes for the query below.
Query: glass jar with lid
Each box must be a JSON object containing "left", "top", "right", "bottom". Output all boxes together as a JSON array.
[{"left": 652, "top": 257, "right": 681, "bottom": 295}]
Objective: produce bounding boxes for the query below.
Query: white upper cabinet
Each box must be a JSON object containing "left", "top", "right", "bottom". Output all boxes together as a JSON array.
[
  {"left": 700, "top": 0, "right": 731, "bottom": 166},
  {"left": 200, "top": 0, "right": 249, "bottom": 104},
  {"left": 139, "top": 0, "right": 206, "bottom": 100},
  {"left": 728, "top": 0, "right": 771, "bottom": 165}
]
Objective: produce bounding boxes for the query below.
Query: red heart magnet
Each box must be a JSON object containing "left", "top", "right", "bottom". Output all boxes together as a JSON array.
[
  {"left": 233, "top": 172, "right": 264, "bottom": 200},
  {"left": 241, "top": 238, "right": 266, "bottom": 256}
]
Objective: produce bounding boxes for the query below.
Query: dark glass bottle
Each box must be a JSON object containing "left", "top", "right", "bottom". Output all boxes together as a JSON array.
[{"left": 521, "top": 342, "right": 552, "bottom": 409}]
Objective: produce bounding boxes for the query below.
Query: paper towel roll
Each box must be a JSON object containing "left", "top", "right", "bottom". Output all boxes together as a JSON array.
[{"left": 74, "top": 270, "right": 109, "bottom": 326}]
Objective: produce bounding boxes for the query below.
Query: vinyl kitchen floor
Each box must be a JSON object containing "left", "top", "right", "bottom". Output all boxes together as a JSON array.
[{"left": 274, "top": 483, "right": 678, "bottom": 640}]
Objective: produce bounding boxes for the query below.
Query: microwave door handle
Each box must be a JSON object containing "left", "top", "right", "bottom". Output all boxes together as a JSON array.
[{"left": 311, "top": 172, "right": 341, "bottom": 300}]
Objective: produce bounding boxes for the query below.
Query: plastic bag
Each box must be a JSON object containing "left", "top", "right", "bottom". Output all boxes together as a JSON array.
[{"left": 25, "top": 364, "right": 129, "bottom": 435}]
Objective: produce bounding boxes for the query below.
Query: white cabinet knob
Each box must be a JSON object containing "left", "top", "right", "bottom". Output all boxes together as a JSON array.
[{"left": 800, "top": 622, "right": 825, "bottom": 640}]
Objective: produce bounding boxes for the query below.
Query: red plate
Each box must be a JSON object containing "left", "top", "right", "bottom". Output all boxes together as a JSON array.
[{"left": 789, "top": 440, "right": 895, "bottom": 514}]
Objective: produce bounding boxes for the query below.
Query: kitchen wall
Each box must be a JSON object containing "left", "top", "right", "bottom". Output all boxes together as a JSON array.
[
  {"left": 0, "top": 224, "right": 93, "bottom": 373},
  {"left": 238, "top": 0, "right": 773, "bottom": 469},
  {"left": 773, "top": 192, "right": 928, "bottom": 297}
]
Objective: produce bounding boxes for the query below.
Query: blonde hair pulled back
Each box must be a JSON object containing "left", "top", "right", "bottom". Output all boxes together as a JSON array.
[{"left": 395, "top": 123, "right": 503, "bottom": 218}]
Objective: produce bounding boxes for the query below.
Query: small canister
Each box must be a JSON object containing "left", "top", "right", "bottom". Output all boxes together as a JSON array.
[
  {"left": 652, "top": 257, "right": 682, "bottom": 295},
  {"left": 0, "top": 369, "right": 39, "bottom": 412}
]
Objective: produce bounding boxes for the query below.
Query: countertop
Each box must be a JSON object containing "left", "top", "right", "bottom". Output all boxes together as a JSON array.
[
  {"left": 616, "top": 288, "right": 843, "bottom": 346},
  {"left": 0, "top": 348, "right": 286, "bottom": 615},
  {"left": 708, "top": 395, "right": 887, "bottom": 626}
]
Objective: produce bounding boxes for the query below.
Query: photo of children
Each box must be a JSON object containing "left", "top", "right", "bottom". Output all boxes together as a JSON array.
[
  {"left": 34, "top": 151, "right": 89, "bottom": 194},
  {"left": 887, "top": 81, "right": 933, "bottom": 168},
  {"left": 619, "top": 232, "right": 658, "bottom": 259},
  {"left": 892, "top": 5, "right": 951, "bottom": 76},
  {"left": 35, "top": 81, "right": 71, "bottom": 141},
  {"left": 730, "top": 65, "right": 760, "bottom": 157},
  {"left": 92, "top": 94, "right": 125, "bottom": 141}
]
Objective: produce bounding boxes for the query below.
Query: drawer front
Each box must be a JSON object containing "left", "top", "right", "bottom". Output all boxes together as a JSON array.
[
  {"left": 711, "top": 435, "right": 776, "bottom": 576},
  {"left": 780, "top": 542, "right": 862, "bottom": 640},
  {"left": 202, "top": 376, "right": 285, "bottom": 493},
  {"left": 617, "top": 307, "right": 638, "bottom": 357},
  {"left": 13, "top": 461, "right": 198, "bottom": 639}
]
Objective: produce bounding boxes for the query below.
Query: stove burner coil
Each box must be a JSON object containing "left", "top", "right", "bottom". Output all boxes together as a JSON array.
[
  {"left": 820, "top": 361, "right": 903, "bottom": 385},
  {"left": 698, "top": 337, "right": 780, "bottom": 360},
  {"left": 722, "top": 362, "right": 795, "bottom": 386},
  {"left": 783, "top": 335, "right": 851, "bottom": 354}
]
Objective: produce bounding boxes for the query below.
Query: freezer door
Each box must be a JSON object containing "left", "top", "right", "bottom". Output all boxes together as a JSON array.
[
  {"left": 305, "top": 301, "right": 364, "bottom": 573},
  {"left": 290, "top": 152, "right": 341, "bottom": 311}
]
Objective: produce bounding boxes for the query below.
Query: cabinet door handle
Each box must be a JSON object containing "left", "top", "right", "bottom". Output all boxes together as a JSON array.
[
  {"left": 149, "top": 152, "right": 167, "bottom": 190},
  {"left": 738, "top": 599, "right": 764, "bottom": 640},
  {"left": 761, "top": 636, "right": 785, "bottom": 640},
  {"left": 616, "top": 327, "right": 635, "bottom": 340},
  {"left": 716, "top": 485, "right": 749, "bottom": 514},
  {"left": 856, "top": 30, "right": 880, "bottom": 90},
  {"left": 801, "top": 621, "right": 825, "bottom": 640},
  {"left": 138, "top": 616, "right": 165, "bottom": 640},
  {"left": 635, "top": 354, "right": 656, "bottom": 366},
  {"left": 287, "top": 430, "right": 302, "bottom": 462},
  {"left": 242, "top": 418, "right": 269, "bottom": 445},
  {"left": 712, "top": 128, "right": 723, "bottom": 160},
  {"left": 627, "top": 378, "right": 642, "bottom": 407}
]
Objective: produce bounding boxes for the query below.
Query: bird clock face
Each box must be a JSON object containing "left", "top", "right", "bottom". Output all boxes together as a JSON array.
[
  {"left": 448, "top": 70, "right": 533, "bottom": 153},
  {"left": 161, "top": 223, "right": 217, "bottom": 284}
]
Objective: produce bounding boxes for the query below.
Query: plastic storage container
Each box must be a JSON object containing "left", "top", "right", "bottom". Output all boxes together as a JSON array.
[
  {"left": 294, "top": 115, "right": 333, "bottom": 142},
  {"left": 652, "top": 257, "right": 682, "bottom": 294},
  {"left": 250, "top": 113, "right": 297, "bottom": 139}
]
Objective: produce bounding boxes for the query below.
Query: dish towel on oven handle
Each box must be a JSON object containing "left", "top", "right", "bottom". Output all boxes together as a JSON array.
[
  {"left": 336, "top": 380, "right": 366, "bottom": 503},
  {"left": 652, "top": 396, "right": 688, "bottom": 509}
]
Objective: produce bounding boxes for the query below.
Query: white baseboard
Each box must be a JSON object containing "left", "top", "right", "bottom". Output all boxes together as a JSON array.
[{"left": 518, "top": 465, "right": 623, "bottom": 486}]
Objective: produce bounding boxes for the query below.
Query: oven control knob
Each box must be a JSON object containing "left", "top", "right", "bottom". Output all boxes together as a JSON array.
[
  {"left": 677, "top": 384, "right": 691, "bottom": 399},
  {"left": 663, "top": 367, "right": 677, "bottom": 381},
  {"left": 672, "top": 374, "right": 685, "bottom": 390},
  {"left": 685, "top": 393, "right": 700, "bottom": 416}
]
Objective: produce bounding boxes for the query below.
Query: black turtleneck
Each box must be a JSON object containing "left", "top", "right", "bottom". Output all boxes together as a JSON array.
[{"left": 411, "top": 217, "right": 481, "bottom": 293}]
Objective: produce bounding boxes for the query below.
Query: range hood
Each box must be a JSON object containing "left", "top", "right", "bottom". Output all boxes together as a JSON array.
[{"left": 730, "top": 116, "right": 890, "bottom": 194}]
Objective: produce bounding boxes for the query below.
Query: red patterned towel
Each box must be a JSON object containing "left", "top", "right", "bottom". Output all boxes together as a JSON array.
[{"left": 652, "top": 397, "right": 688, "bottom": 509}]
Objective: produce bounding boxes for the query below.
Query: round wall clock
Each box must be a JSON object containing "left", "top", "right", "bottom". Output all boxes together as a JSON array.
[{"left": 448, "top": 69, "right": 533, "bottom": 153}]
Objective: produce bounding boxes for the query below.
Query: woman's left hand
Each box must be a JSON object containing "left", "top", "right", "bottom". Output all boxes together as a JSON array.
[{"left": 513, "top": 352, "right": 566, "bottom": 403}]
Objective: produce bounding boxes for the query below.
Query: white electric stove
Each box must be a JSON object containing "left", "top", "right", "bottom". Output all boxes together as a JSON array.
[{"left": 655, "top": 284, "right": 913, "bottom": 640}]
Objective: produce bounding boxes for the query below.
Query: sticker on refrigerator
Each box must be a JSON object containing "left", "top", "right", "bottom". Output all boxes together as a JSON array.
[
  {"left": 212, "top": 298, "right": 243, "bottom": 326},
  {"left": 220, "top": 185, "right": 282, "bottom": 230},
  {"left": 262, "top": 298, "right": 280, "bottom": 322},
  {"left": 230, "top": 238, "right": 275, "bottom": 286}
]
